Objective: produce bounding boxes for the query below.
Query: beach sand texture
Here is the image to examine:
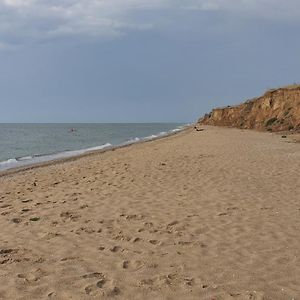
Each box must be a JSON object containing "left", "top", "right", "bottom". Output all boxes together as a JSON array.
[{"left": 0, "top": 126, "right": 299, "bottom": 300}]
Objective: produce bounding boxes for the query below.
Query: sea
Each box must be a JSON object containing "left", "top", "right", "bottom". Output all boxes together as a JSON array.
[{"left": 0, "top": 123, "right": 187, "bottom": 171}]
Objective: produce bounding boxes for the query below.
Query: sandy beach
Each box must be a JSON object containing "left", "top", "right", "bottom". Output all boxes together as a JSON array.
[{"left": 0, "top": 125, "right": 299, "bottom": 300}]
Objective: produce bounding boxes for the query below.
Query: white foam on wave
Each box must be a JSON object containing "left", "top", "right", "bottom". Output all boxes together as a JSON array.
[
  {"left": 122, "top": 137, "right": 141, "bottom": 145},
  {"left": 0, "top": 158, "right": 18, "bottom": 166},
  {"left": 82, "top": 143, "right": 112, "bottom": 152},
  {"left": 143, "top": 134, "right": 157, "bottom": 140},
  {"left": 124, "top": 125, "right": 186, "bottom": 144},
  {"left": 0, "top": 143, "right": 112, "bottom": 171}
]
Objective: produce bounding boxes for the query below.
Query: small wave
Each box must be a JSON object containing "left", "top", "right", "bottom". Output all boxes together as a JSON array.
[
  {"left": 85, "top": 143, "right": 112, "bottom": 152},
  {"left": 0, "top": 143, "right": 113, "bottom": 171},
  {"left": 16, "top": 156, "right": 33, "bottom": 161},
  {"left": 143, "top": 134, "right": 157, "bottom": 140},
  {"left": 0, "top": 158, "right": 18, "bottom": 166},
  {"left": 122, "top": 137, "right": 140, "bottom": 145}
]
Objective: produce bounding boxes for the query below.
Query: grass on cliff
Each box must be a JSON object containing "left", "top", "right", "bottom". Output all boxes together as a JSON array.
[
  {"left": 265, "top": 117, "right": 278, "bottom": 127},
  {"left": 268, "top": 84, "right": 300, "bottom": 92}
]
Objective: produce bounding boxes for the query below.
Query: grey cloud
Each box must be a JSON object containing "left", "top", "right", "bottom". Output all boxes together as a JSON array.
[
  {"left": 0, "top": 0, "right": 164, "bottom": 47},
  {"left": 0, "top": 0, "right": 300, "bottom": 48}
]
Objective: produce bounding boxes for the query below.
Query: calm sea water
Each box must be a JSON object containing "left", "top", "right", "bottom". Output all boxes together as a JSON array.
[{"left": 0, "top": 123, "right": 185, "bottom": 171}]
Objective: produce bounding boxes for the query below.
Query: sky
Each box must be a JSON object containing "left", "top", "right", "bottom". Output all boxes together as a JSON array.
[{"left": 0, "top": 0, "right": 300, "bottom": 123}]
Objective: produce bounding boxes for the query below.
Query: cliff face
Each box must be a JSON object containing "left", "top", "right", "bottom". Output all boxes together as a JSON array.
[{"left": 198, "top": 85, "right": 300, "bottom": 132}]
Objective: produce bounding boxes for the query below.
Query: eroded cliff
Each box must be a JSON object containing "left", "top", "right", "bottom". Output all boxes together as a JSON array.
[{"left": 198, "top": 85, "right": 300, "bottom": 132}]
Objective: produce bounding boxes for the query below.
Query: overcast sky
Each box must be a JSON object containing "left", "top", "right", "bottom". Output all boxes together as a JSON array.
[{"left": 0, "top": 0, "right": 300, "bottom": 122}]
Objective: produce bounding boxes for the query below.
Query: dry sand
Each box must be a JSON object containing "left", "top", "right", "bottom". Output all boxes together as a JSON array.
[{"left": 0, "top": 126, "right": 299, "bottom": 300}]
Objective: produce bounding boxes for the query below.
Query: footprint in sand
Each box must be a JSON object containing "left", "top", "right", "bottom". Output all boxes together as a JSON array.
[
  {"left": 110, "top": 246, "right": 123, "bottom": 253},
  {"left": 1, "top": 248, "right": 31, "bottom": 265},
  {"left": 17, "top": 273, "right": 39, "bottom": 283},
  {"left": 47, "top": 292, "right": 57, "bottom": 298},
  {"left": 21, "top": 199, "right": 32, "bottom": 203},
  {"left": 82, "top": 272, "right": 105, "bottom": 279},
  {"left": 149, "top": 239, "right": 160, "bottom": 245},
  {"left": 17, "top": 268, "right": 45, "bottom": 284},
  {"left": 177, "top": 241, "right": 193, "bottom": 246},
  {"left": 167, "top": 221, "right": 179, "bottom": 228},
  {"left": 227, "top": 207, "right": 239, "bottom": 211},
  {"left": 140, "top": 273, "right": 197, "bottom": 291},
  {"left": 0, "top": 248, "right": 16, "bottom": 255},
  {"left": 122, "top": 260, "right": 129, "bottom": 269},
  {"left": 79, "top": 204, "right": 88, "bottom": 209},
  {"left": 139, "top": 274, "right": 176, "bottom": 289},
  {"left": 85, "top": 285, "right": 120, "bottom": 297},
  {"left": 218, "top": 212, "right": 229, "bottom": 216},
  {"left": 11, "top": 218, "right": 22, "bottom": 224},
  {"left": 74, "top": 227, "right": 95, "bottom": 235},
  {"left": 1, "top": 211, "right": 11, "bottom": 216},
  {"left": 122, "top": 260, "right": 144, "bottom": 271},
  {"left": 60, "top": 211, "right": 80, "bottom": 221},
  {"left": 120, "top": 214, "right": 144, "bottom": 221},
  {"left": 183, "top": 277, "right": 195, "bottom": 287},
  {"left": 132, "top": 237, "right": 141, "bottom": 243},
  {"left": 60, "top": 256, "right": 78, "bottom": 262},
  {"left": 82, "top": 273, "right": 120, "bottom": 297},
  {"left": 226, "top": 291, "right": 265, "bottom": 299},
  {"left": 43, "top": 232, "right": 62, "bottom": 240},
  {"left": 1, "top": 204, "right": 12, "bottom": 209}
]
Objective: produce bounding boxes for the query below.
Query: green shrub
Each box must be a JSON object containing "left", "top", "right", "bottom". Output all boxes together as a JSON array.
[{"left": 265, "top": 117, "right": 278, "bottom": 127}]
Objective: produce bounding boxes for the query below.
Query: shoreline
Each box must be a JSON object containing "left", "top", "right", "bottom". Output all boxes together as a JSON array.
[
  {"left": 2, "top": 124, "right": 299, "bottom": 178},
  {"left": 0, "top": 124, "right": 192, "bottom": 177}
]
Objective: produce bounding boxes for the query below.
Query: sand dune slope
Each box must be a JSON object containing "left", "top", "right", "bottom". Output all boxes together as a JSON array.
[{"left": 0, "top": 126, "right": 299, "bottom": 300}]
